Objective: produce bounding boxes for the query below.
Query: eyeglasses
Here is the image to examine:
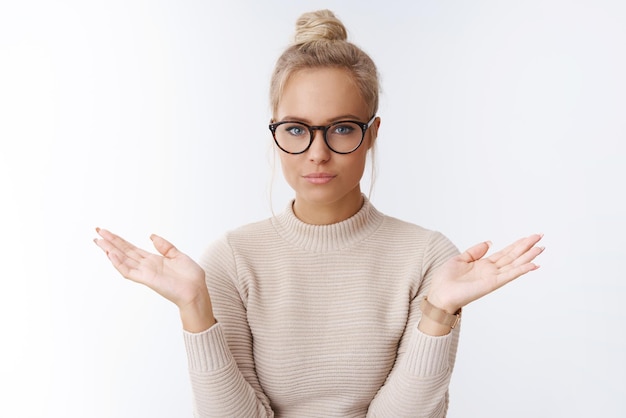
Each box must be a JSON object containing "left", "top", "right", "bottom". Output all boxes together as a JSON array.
[{"left": 268, "top": 115, "right": 376, "bottom": 155}]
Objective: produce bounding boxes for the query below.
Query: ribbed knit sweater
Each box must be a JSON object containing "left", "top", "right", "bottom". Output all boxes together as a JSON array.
[{"left": 183, "top": 197, "right": 461, "bottom": 417}]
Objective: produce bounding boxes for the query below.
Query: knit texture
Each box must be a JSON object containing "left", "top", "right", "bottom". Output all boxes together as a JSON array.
[{"left": 183, "top": 197, "right": 461, "bottom": 417}]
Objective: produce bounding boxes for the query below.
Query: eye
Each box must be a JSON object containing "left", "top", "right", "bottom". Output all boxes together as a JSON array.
[
  {"left": 283, "top": 123, "right": 308, "bottom": 137},
  {"left": 331, "top": 123, "right": 356, "bottom": 135}
]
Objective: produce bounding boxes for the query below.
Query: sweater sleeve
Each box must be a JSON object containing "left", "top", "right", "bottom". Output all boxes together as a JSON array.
[
  {"left": 183, "top": 236, "right": 274, "bottom": 417},
  {"left": 367, "top": 231, "right": 461, "bottom": 418}
]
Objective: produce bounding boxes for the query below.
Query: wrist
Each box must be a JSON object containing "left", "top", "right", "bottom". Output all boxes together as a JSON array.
[
  {"left": 179, "top": 293, "right": 216, "bottom": 333},
  {"left": 419, "top": 296, "right": 462, "bottom": 332},
  {"left": 425, "top": 293, "right": 461, "bottom": 315}
]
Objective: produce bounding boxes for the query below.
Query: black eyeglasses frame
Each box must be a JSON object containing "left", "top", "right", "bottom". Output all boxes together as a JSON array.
[{"left": 268, "top": 115, "right": 377, "bottom": 155}]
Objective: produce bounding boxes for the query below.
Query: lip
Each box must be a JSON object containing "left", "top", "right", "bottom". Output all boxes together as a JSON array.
[{"left": 303, "top": 172, "right": 336, "bottom": 184}]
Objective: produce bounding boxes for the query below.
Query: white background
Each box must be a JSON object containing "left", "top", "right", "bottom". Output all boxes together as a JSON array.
[{"left": 1, "top": 0, "right": 624, "bottom": 417}]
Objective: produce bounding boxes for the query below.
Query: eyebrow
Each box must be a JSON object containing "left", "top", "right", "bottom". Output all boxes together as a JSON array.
[{"left": 279, "top": 114, "right": 367, "bottom": 124}]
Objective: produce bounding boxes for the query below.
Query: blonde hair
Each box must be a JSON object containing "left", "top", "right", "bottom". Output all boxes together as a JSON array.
[{"left": 270, "top": 9, "right": 380, "bottom": 118}]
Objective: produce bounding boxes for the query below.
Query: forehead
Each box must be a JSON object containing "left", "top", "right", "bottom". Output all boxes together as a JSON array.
[{"left": 277, "top": 67, "right": 368, "bottom": 122}]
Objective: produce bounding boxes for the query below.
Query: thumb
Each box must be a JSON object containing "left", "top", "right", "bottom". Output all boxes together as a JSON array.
[
  {"left": 150, "top": 234, "right": 180, "bottom": 258},
  {"left": 459, "top": 240, "right": 492, "bottom": 263}
]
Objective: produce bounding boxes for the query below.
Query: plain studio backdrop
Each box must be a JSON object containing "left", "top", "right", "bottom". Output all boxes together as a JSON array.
[{"left": 1, "top": 0, "right": 624, "bottom": 417}]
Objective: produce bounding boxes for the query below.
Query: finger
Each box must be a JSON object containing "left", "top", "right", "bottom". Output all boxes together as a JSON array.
[
  {"left": 96, "top": 227, "right": 151, "bottom": 261},
  {"left": 94, "top": 237, "right": 141, "bottom": 277},
  {"left": 458, "top": 241, "right": 491, "bottom": 263},
  {"left": 495, "top": 260, "right": 541, "bottom": 287},
  {"left": 93, "top": 229, "right": 145, "bottom": 277},
  {"left": 150, "top": 234, "right": 180, "bottom": 259},
  {"left": 106, "top": 248, "right": 137, "bottom": 278},
  {"left": 501, "top": 245, "right": 544, "bottom": 273},
  {"left": 488, "top": 233, "right": 543, "bottom": 268}
]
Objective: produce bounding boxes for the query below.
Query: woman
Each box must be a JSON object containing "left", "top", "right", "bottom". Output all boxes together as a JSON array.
[{"left": 94, "top": 9, "right": 543, "bottom": 417}]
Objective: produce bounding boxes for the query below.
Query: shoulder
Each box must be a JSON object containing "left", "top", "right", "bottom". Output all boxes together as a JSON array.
[
  {"left": 224, "top": 217, "right": 278, "bottom": 246},
  {"left": 378, "top": 212, "right": 451, "bottom": 243},
  {"left": 375, "top": 211, "right": 459, "bottom": 261},
  {"left": 379, "top": 212, "right": 430, "bottom": 234},
  {"left": 199, "top": 217, "right": 276, "bottom": 260}
]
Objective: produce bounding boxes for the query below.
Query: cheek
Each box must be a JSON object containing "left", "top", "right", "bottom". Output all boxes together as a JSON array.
[
  {"left": 364, "top": 131, "right": 376, "bottom": 150},
  {"left": 344, "top": 152, "right": 369, "bottom": 180},
  {"left": 278, "top": 154, "right": 298, "bottom": 182},
  {"left": 355, "top": 146, "right": 370, "bottom": 168}
]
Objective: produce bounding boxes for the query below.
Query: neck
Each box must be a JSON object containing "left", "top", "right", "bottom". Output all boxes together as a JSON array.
[{"left": 292, "top": 189, "right": 364, "bottom": 225}]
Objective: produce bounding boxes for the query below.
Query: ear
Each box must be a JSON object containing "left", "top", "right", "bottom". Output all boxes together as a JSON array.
[{"left": 367, "top": 117, "right": 381, "bottom": 149}]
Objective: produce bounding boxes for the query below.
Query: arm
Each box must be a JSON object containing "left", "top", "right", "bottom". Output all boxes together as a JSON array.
[
  {"left": 94, "top": 229, "right": 273, "bottom": 417},
  {"left": 366, "top": 232, "right": 461, "bottom": 418},
  {"left": 367, "top": 232, "right": 544, "bottom": 417},
  {"left": 186, "top": 236, "right": 274, "bottom": 417}
]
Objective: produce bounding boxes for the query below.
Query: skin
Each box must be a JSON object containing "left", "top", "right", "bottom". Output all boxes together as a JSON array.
[
  {"left": 275, "top": 67, "right": 379, "bottom": 225},
  {"left": 94, "top": 66, "right": 544, "bottom": 336}
]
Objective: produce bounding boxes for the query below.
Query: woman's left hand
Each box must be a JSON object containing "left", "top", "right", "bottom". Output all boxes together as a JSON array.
[{"left": 426, "top": 233, "right": 544, "bottom": 314}]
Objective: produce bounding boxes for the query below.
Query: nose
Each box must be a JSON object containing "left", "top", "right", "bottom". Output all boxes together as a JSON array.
[{"left": 307, "top": 129, "right": 331, "bottom": 163}]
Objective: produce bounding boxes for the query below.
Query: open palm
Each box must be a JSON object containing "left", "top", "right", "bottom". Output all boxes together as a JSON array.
[
  {"left": 94, "top": 228, "right": 208, "bottom": 309},
  {"left": 427, "top": 234, "right": 544, "bottom": 313}
]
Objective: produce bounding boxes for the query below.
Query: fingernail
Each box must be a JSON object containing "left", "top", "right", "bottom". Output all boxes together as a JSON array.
[{"left": 96, "top": 227, "right": 101, "bottom": 233}]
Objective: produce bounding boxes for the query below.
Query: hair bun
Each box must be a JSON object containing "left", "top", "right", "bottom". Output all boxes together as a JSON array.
[{"left": 293, "top": 9, "right": 347, "bottom": 45}]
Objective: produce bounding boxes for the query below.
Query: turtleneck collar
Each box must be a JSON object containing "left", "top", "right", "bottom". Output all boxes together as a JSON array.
[{"left": 270, "top": 195, "right": 384, "bottom": 253}]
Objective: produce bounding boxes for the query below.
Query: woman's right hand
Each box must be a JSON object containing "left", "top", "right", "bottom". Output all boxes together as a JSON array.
[{"left": 94, "top": 228, "right": 216, "bottom": 332}]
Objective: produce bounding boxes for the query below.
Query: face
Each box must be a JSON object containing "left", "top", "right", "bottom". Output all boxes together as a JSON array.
[{"left": 275, "top": 67, "right": 379, "bottom": 221}]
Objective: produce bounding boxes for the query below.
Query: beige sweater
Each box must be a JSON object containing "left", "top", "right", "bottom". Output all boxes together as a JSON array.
[{"left": 183, "top": 197, "right": 461, "bottom": 417}]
